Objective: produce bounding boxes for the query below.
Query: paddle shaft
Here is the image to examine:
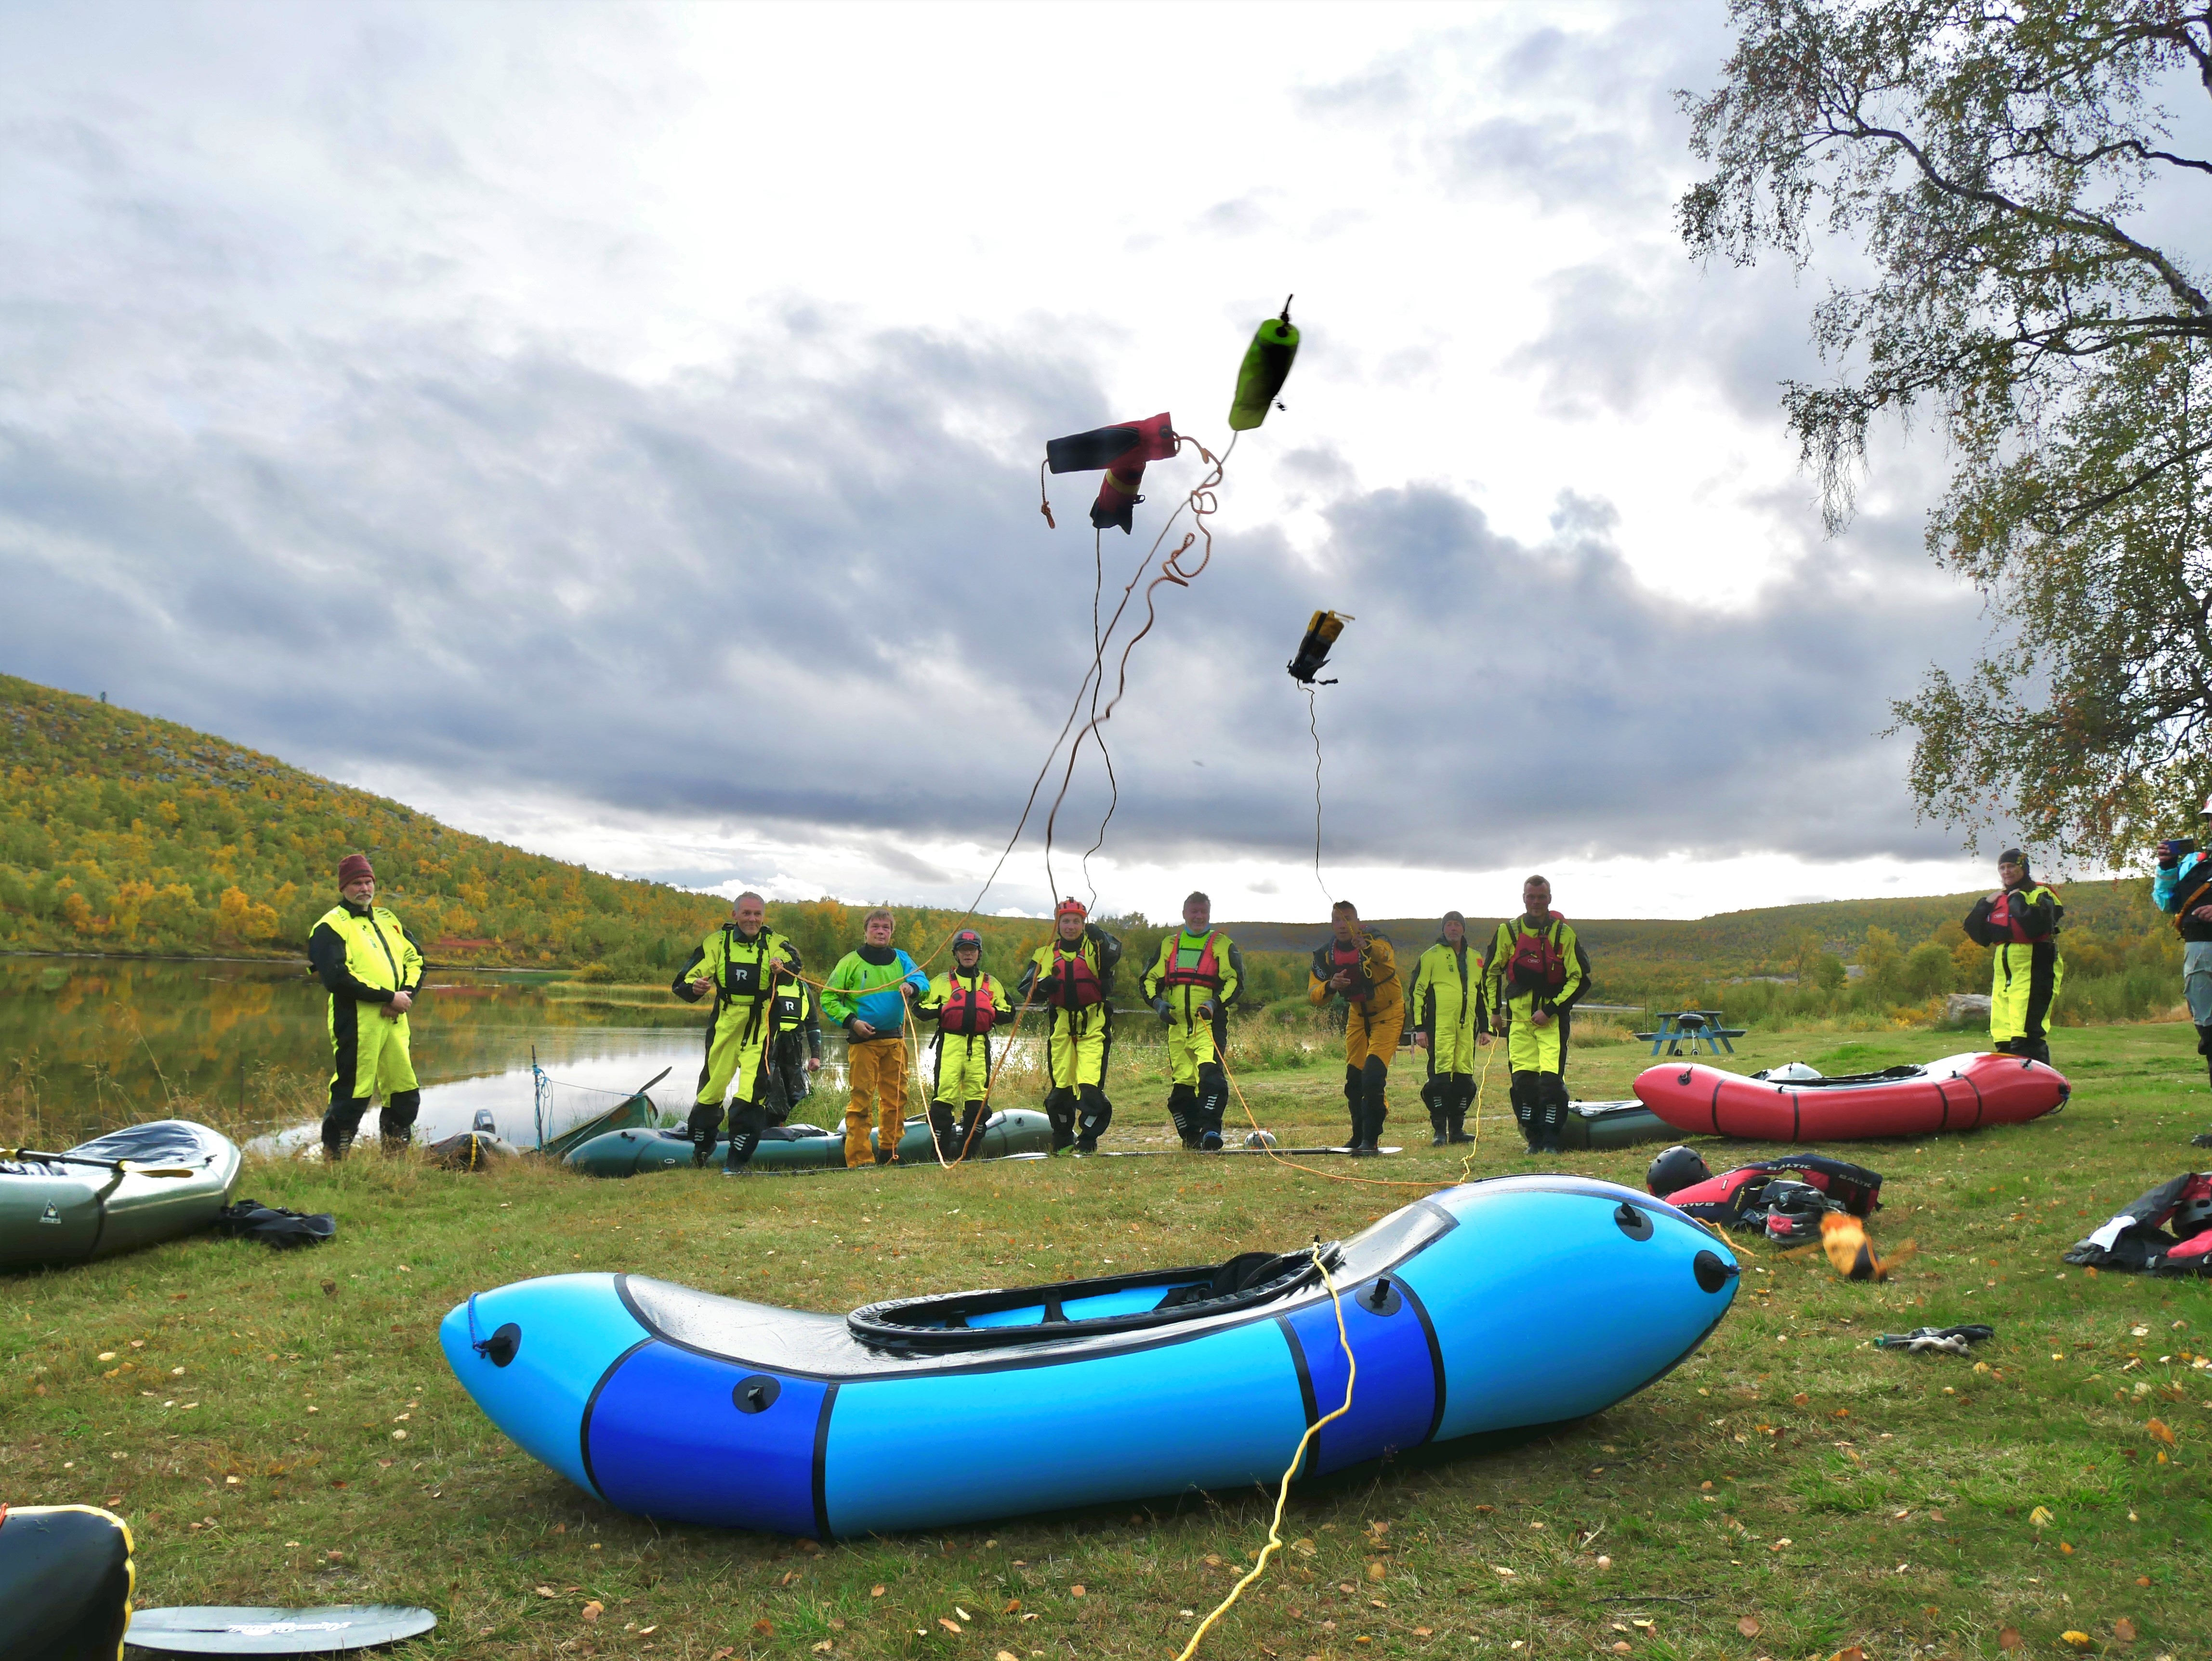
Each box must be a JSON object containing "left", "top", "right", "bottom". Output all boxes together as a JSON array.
[{"left": 3, "top": 1149, "right": 198, "bottom": 1177}]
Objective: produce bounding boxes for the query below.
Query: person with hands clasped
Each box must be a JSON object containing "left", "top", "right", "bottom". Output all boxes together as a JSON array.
[
  {"left": 1962, "top": 849, "right": 2064, "bottom": 1067},
  {"left": 1410, "top": 910, "right": 1490, "bottom": 1146},
  {"left": 920, "top": 928, "right": 1011, "bottom": 1160},
  {"left": 1142, "top": 891, "right": 1245, "bottom": 1150},
  {"left": 310, "top": 852, "right": 425, "bottom": 1161},
  {"left": 822, "top": 909, "right": 931, "bottom": 1166},
  {"left": 1481, "top": 876, "right": 1590, "bottom": 1156},
  {"left": 672, "top": 890, "right": 804, "bottom": 1172}
]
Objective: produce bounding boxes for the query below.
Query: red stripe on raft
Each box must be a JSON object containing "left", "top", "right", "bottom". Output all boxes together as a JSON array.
[{"left": 1629, "top": 1052, "right": 2067, "bottom": 1142}]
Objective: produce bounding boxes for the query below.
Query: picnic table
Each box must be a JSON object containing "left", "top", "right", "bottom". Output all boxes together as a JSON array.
[{"left": 1634, "top": 1009, "right": 1746, "bottom": 1057}]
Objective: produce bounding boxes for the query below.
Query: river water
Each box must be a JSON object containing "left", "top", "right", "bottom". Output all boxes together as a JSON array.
[{"left": 0, "top": 955, "right": 1062, "bottom": 1152}]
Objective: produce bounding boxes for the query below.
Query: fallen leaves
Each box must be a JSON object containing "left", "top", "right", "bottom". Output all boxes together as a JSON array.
[
  {"left": 2146, "top": 1418, "right": 2176, "bottom": 1448},
  {"left": 578, "top": 1601, "right": 603, "bottom": 1623},
  {"left": 1769, "top": 1538, "right": 1793, "bottom": 1552},
  {"left": 2029, "top": 1505, "right": 2055, "bottom": 1528},
  {"left": 2115, "top": 1617, "right": 2138, "bottom": 1643},
  {"left": 2062, "top": 1634, "right": 2093, "bottom": 1651},
  {"left": 870, "top": 1584, "right": 885, "bottom": 1598},
  {"left": 1365, "top": 1561, "right": 1386, "bottom": 1583},
  {"left": 1829, "top": 1649, "right": 1867, "bottom": 1661},
  {"left": 1738, "top": 1617, "right": 1762, "bottom": 1638},
  {"left": 534, "top": 1586, "right": 555, "bottom": 1599},
  {"left": 1070, "top": 1583, "right": 1086, "bottom": 1597},
  {"left": 811, "top": 1644, "right": 833, "bottom": 1655},
  {"left": 937, "top": 1618, "right": 963, "bottom": 1635},
  {"left": 751, "top": 1619, "right": 774, "bottom": 1636},
  {"left": 2000, "top": 1628, "right": 2024, "bottom": 1651}
]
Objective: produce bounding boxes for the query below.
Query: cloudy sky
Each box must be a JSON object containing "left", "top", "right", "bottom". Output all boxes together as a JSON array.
[{"left": 1, "top": 1, "right": 2015, "bottom": 922}]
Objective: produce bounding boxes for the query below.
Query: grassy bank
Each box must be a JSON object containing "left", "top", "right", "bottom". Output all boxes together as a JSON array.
[{"left": 5, "top": 1023, "right": 2209, "bottom": 1660}]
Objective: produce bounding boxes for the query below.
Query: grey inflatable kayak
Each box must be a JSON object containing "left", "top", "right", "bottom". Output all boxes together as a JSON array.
[{"left": 0, "top": 1120, "right": 243, "bottom": 1269}]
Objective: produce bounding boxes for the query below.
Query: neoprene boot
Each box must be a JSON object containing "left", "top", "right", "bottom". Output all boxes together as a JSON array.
[
  {"left": 1197, "top": 1065, "right": 1227, "bottom": 1151},
  {"left": 952, "top": 1102, "right": 986, "bottom": 1160},
  {"left": 686, "top": 1102, "right": 725, "bottom": 1167},
  {"left": 1423, "top": 1077, "right": 1448, "bottom": 1145},
  {"left": 1537, "top": 1076, "right": 1568, "bottom": 1154},
  {"left": 378, "top": 1088, "right": 421, "bottom": 1154},
  {"left": 320, "top": 1094, "right": 369, "bottom": 1163},
  {"left": 1044, "top": 1088, "right": 1078, "bottom": 1153},
  {"left": 1448, "top": 1078, "right": 1476, "bottom": 1143},
  {"left": 1167, "top": 1083, "right": 1199, "bottom": 1148},
  {"left": 1355, "top": 1056, "right": 1388, "bottom": 1153},
  {"left": 1509, "top": 1072, "right": 1539, "bottom": 1152},
  {"left": 1075, "top": 1085, "right": 1112, "bottom": 1153}
]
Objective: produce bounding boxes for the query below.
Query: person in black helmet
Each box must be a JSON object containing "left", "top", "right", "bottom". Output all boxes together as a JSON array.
[
  {"left": 1962, "top": 849, "right": 2064, "bottom": 1065},
  {"left": 920, "top": 929, "right": 1013, "bottom": 1160}
]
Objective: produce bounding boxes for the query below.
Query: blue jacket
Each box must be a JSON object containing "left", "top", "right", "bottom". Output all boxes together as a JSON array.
[{"left": 822, "top": 947, "right": 930, "bottom": 1036}]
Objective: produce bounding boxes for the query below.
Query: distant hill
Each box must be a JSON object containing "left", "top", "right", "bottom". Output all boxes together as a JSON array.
[
  {"left": 0, "top": 675, "right": 1055, "bottom": 976},
  {"left": 1219, "top": 878, "right": 2166, "bottom": 992}
]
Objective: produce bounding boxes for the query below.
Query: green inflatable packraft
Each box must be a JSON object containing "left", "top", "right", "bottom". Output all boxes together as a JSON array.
[{"left": 563, "top": 1109, "right": 1055, "bottom": 1177}]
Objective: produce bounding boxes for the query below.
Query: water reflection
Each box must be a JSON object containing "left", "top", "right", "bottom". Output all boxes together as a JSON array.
[{"left": 2, "top": 955, "right": 1069, "bottom": 1153}]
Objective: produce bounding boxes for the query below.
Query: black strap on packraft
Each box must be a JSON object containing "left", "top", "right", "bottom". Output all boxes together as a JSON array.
[{"left": 214, "top": 1198, "right": 337, "bottom": 1249}]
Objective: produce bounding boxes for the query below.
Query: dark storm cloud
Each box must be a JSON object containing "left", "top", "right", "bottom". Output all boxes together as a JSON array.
[{"left": 0, "top": 318, "right": 1973, "bottom": 876}]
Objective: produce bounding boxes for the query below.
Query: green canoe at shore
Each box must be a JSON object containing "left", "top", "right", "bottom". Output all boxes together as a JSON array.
[
  {"left": 563, "top": 1108, "right": 1056, "bottom": 1176},
  {"left": 2, "top": 1120, "right": 243, "bottom": 1269},
  {"left": 538, "top": 1091, "right": 656, "bottom": 1161}
]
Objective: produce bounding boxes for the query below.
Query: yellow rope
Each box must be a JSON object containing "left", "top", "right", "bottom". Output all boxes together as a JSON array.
[{"left": 1172, "top": 1240, "right": 1355, "bottom": 1661}]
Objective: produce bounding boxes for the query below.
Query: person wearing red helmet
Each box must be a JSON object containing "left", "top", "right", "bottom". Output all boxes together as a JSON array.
[
  {"left": 1015, "top": 898, "right": 1123, "bottom": 1153},
  {"left": 921, "top": 928, "right": 1012, "bottom": 1160}
]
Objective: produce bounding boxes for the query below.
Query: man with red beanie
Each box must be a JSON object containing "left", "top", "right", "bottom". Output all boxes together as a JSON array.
[{"left": 309, "top": 853, "right": 424, "bottom": 1160}]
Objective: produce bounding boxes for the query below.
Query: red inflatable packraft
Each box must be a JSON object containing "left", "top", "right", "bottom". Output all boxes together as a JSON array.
[{"left": 1634, "top": 1051, "right": 2067, "bottom": 1141}]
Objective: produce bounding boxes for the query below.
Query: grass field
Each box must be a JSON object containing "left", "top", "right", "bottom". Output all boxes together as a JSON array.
[{"left": 5, "top": 1022, "right": 2209, "bottom": 1661}]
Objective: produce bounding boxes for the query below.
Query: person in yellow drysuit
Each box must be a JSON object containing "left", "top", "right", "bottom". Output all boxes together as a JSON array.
[
  {"left": 1307, "top": 899, "right": 1403, "bottom": 1156},
  {"left": 1015, "top": 898, "right": 1122, "bottom": 1153},
  {"left": 1962, "top": 848, "right": 2064, "bottom": 1065},
  {"left": 1481, "top": 875, "right": 1591, "bottom": 1155},
  {"left": 672, "top": 890, "right": 804, "bottom": 1172},
  {"left": 821, "top": 909, "right": 931, "bottom": 1166},
  {"left": 311, "top": 852, "right": 424, "bottom": 1161},
  {"left": 921, "top": 928, "right": 1012, "bottom": 1160},
  {"left": 1410, "top": 910, "right": 1489, "bottom": 1146},
  {"left": 1141, "top": 891, "right": 1245, "bottom": 1150}
]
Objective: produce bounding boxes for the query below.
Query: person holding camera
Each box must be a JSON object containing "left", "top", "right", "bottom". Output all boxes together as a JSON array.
[{"left": 2156, "top": 813, "right": 2212, "bottom": 1100}]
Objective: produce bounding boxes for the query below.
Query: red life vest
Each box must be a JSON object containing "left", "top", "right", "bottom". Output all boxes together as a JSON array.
[
  {"left": 1329, "top": 938, "right": 1372, "bottom": 1001},
  {"left": 939, "top": 973, "right": 999, "bottom": 1036},
  {"left": 1048, "top": 945, "right": 1106, "bottom": 1009},
  {"left": 1987, "top": 888, "right": 2045, "bottom": 944},
  {"left": 1161, "top": 931, "right": 1224, "bottom": 991},
  {"left": 1504, "top": 914, "right": 1568, "bottom": 995}
]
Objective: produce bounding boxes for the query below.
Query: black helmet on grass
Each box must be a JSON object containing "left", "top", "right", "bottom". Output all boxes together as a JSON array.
[{"left": 1647, "top": 1145, "right": 1712, "bottom": 1198}]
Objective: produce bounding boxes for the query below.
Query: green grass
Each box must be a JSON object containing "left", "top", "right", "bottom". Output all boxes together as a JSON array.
[{"left": 5, "top": 1023, "right": 2209, "bottom": 1660}]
